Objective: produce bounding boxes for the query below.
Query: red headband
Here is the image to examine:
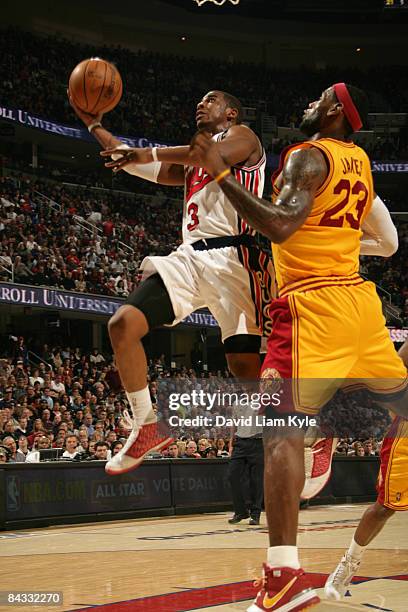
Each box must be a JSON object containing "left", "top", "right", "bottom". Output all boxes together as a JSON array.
[{"left": 333, "top": 82, "right": 363, "bottom": 132}]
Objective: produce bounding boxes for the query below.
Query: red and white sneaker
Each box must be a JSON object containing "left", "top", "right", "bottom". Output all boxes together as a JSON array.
[
  {"left": 105, "top": 422, "right": 173, "bottom": 475},
  {"left": 247, "top": 565, "right": 320, "bottom": 612},
  {"left": 301, "top": 437, "right": 338, "bottom": 500}
]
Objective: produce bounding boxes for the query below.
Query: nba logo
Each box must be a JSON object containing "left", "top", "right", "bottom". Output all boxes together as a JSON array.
[
  {"left": 6, "top": 475, "right": 21, "bottom": 512},
  {"left": 396, "top": 492, "right": 402, "bottom": 502}
]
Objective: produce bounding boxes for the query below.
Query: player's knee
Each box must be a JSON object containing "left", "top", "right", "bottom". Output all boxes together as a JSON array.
[
  {"left": 373, "top": 501, "right": 395, "bottom": 521},
  {"left": 263, "top": 435, "right": 303, "bottom": 466},
  {"left": 263, "top": 436, "right": 287, "bottom": 463},
  {"left": 108, "top": 305, "right": 148, "bottom": 348},
  {"left": 226, "top": 354, "right": 252, "bottom": 378}
]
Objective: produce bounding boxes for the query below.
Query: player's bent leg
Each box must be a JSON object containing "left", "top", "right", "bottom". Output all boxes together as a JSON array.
[
  {"left": 224, "top": 334, "right": 261, "bottom": 379},
  {"left": 106, "top": 274, "right": 176, "bottom": 475},
  {"left": 108, "top": 305, "right": 149, "bottom": 391},
  {"left": 325, "top": 502, "right": 395, "bottom": 601},
  {"left": 354, "top": 501, "right": 395, "bottom": 546}
]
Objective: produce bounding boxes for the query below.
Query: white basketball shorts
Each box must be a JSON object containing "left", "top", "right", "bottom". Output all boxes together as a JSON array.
[{"left": 141, "top": 243, "right": 268, "bottom": 342}]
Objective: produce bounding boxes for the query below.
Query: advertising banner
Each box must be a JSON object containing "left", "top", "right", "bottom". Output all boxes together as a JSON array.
[
  {"left": 0, "top": 282, "right": 219, "bottom": 326},
  {"left": 0, "top": 105, "right": 166, "bottom": 149},
  {"left": 4, "top": 463, "right": 171, "bottom": 520},
  {"left": 171, "top": 461, "right": 231, "bottom": 506}
]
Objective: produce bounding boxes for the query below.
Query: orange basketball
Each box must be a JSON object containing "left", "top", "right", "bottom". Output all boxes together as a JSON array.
[{"left": 68, "top": 58, "right": 123, "bottom": 115}]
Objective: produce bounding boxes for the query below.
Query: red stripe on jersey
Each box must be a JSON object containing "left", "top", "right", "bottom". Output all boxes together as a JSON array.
[
  {"left": 254, "top": 168, "right": 260, "bottom": 196},
  {"left": 236, "top": 150, "right": 266, "bottom": 172},
  {"left": 233, "top": 166, "right": 263, "bottom": 236}
]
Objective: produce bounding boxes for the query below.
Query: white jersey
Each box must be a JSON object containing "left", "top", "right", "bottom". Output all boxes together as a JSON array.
[{"left": 182, "top": 131, "right": 266, "bottom": 244}]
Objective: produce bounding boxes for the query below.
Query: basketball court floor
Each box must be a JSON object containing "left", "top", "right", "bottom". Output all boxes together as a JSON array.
[{"left": 1, "top": 505, "right": 407, "bottom": 611}]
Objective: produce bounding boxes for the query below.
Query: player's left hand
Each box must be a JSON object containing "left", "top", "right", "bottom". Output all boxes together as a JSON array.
[{"left": 189, "top": 130, "right": 229, "bottom": 178}]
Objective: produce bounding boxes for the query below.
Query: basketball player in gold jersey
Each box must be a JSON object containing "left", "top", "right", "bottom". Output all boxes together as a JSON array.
[{"left": 189, "top": 83, "right": 408, "bottom": 611}]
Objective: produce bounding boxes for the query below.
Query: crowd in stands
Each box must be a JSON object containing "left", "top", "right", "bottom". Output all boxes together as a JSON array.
[
  {"left": 0, "top": 174, "right": 181, "bottom": 296},
  {"left": 0, "top": 339, "right": 234, "bottom": 464},
  {"left": 1, "top": 28, "right": 408, "bottom": 157},
  {"left": 0, "top": 339, "right": 390, "bottom": 464}
]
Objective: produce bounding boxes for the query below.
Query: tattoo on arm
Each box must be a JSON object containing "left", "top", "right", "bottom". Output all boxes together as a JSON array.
[{"left": 219, "top": 147, "right": 327, "bottom": 242}]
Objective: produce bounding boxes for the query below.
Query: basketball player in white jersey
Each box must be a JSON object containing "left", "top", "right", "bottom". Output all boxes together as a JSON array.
[{"left": 68, "top": 90, "right": 274, "bottom": 474}]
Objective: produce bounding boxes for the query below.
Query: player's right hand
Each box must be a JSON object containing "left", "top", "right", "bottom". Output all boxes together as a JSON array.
[
  {"left": 67, "top": 89, "right": 104, "bottom": 127},
  {"left": 101, "top": 147, "right": 153, "bottom": 172}
]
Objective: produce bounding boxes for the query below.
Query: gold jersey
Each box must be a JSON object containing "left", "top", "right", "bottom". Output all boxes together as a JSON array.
[{"left": 272, "top": 138, "right": 374, "bottom": 297}]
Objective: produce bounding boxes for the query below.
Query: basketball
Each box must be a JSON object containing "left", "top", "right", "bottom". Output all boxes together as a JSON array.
[{"left": 68, "top": 58, "right": 123, "bottom": 115}]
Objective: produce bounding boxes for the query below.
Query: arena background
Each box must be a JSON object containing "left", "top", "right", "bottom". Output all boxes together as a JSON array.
[{"left": 0, "top": 2, "right": 407, "bottom": 609}]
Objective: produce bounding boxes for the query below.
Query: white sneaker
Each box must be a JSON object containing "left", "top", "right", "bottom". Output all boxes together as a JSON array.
[
  {"left": 301, "top": 437, "right": 338, "bottom": 500},
  {"left": 324, "top": 553, "right": 360, "bottom": 600}
]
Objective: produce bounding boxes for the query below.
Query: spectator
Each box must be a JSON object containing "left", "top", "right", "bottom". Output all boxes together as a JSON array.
[
  {"left": 197, "top": 438, "right": 210, "bottom": 457},
  {"left": 111, "top": 441, "right": 124, "bottom": 456},
  {"left": 363, "top": 440, "right": 376, "bottom": 456},
  {"left": 0, "top": 446, "right": 9, "bottom": 463},
  {"left": 94, "top": 441, "right": 110, "bottom": 461},
  {"left": 166, "top": 442, "right": 179, "bottom": 458},
  {"left": 16, "top": 435, "right": 29, "bottom": 462},
  {"left": 25, "top": 435, "right": 52, "bottom": 463},
  {"left": 90, "top": 349, "right": 105, "bottom": 365},
  {"left": 51, "top": 374, "right": 66, "bottom": 395},
  {"left": 1, "top": 419, "right": 18, "bottom": 441},
  {"left": 62, "top": 434, "right": 80, "bottom": 459},
  {"left": 182, "top": 440, "right": 201, "bottom": 458},
  {"left": 88, "top": 440, "right": 97, "bottom": 458},
  {"left": 203, "top": 447, "right": 218, "bottom": 459},
  {"left": 83, "top": 413, "right": 95, "bottom": 436},
  {"left": 215, "top": 438, "right": 229, "bottom": 457},
  {"left": 29, "top": 368, "right": 44, "bottom": 387},
  {"left": 2, "top": 435, "right": 18, "bottom": 462}
]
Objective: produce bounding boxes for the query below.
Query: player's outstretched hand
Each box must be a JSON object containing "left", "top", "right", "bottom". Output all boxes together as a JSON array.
[
  {"left": 101, "top": 147, "right": 153, "bottom": 172},
  {"left": 67, "top": 89, "right": 104, "bottom": 128},
  {"left": 189, "top": 130, "right": 229, "bottom": 178}
]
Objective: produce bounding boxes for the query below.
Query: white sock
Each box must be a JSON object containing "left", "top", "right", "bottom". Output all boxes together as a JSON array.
[
  {"left": 126, "top": 387, "right": 156, "bottom": 427},
  {"left": 267, "top": 546, "right": 300, "bottom": 570},
  {"left": 347, "top": 538, "right": 365, "bottom": 561}
]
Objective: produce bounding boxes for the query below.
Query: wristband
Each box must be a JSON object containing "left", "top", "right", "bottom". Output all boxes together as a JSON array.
[
  {"left": 88, "top": 122, "right": 102, "bottom": 133},
  {"left": 111, "top": 143, "right": 162, "bottom": 183},
  {"left": 151, "top": 147, "right": 159, "bottom": 162},
  {"left": 215, "top": 168, "right": 231, "bottom": 183}
]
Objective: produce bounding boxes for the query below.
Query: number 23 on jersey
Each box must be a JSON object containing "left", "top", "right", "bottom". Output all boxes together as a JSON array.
[{"left": 319, "top": 178, "right": 369, "bottom": 229}]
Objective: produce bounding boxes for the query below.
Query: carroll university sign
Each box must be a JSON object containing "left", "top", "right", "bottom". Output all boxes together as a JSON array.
[
  {"left": 0, "top": 282, "right": 218, "bottom": 327},
  {"left": 0, "top": 105, "right": 166, "bottom": 149}
]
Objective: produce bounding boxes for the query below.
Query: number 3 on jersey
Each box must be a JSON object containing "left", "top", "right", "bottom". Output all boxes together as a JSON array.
[
  {"left": 319, "top": 178, "right": 369, "bottom": 229},
  {"left": 187, "top": 202, "right": 199, "bottom": 231}
]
